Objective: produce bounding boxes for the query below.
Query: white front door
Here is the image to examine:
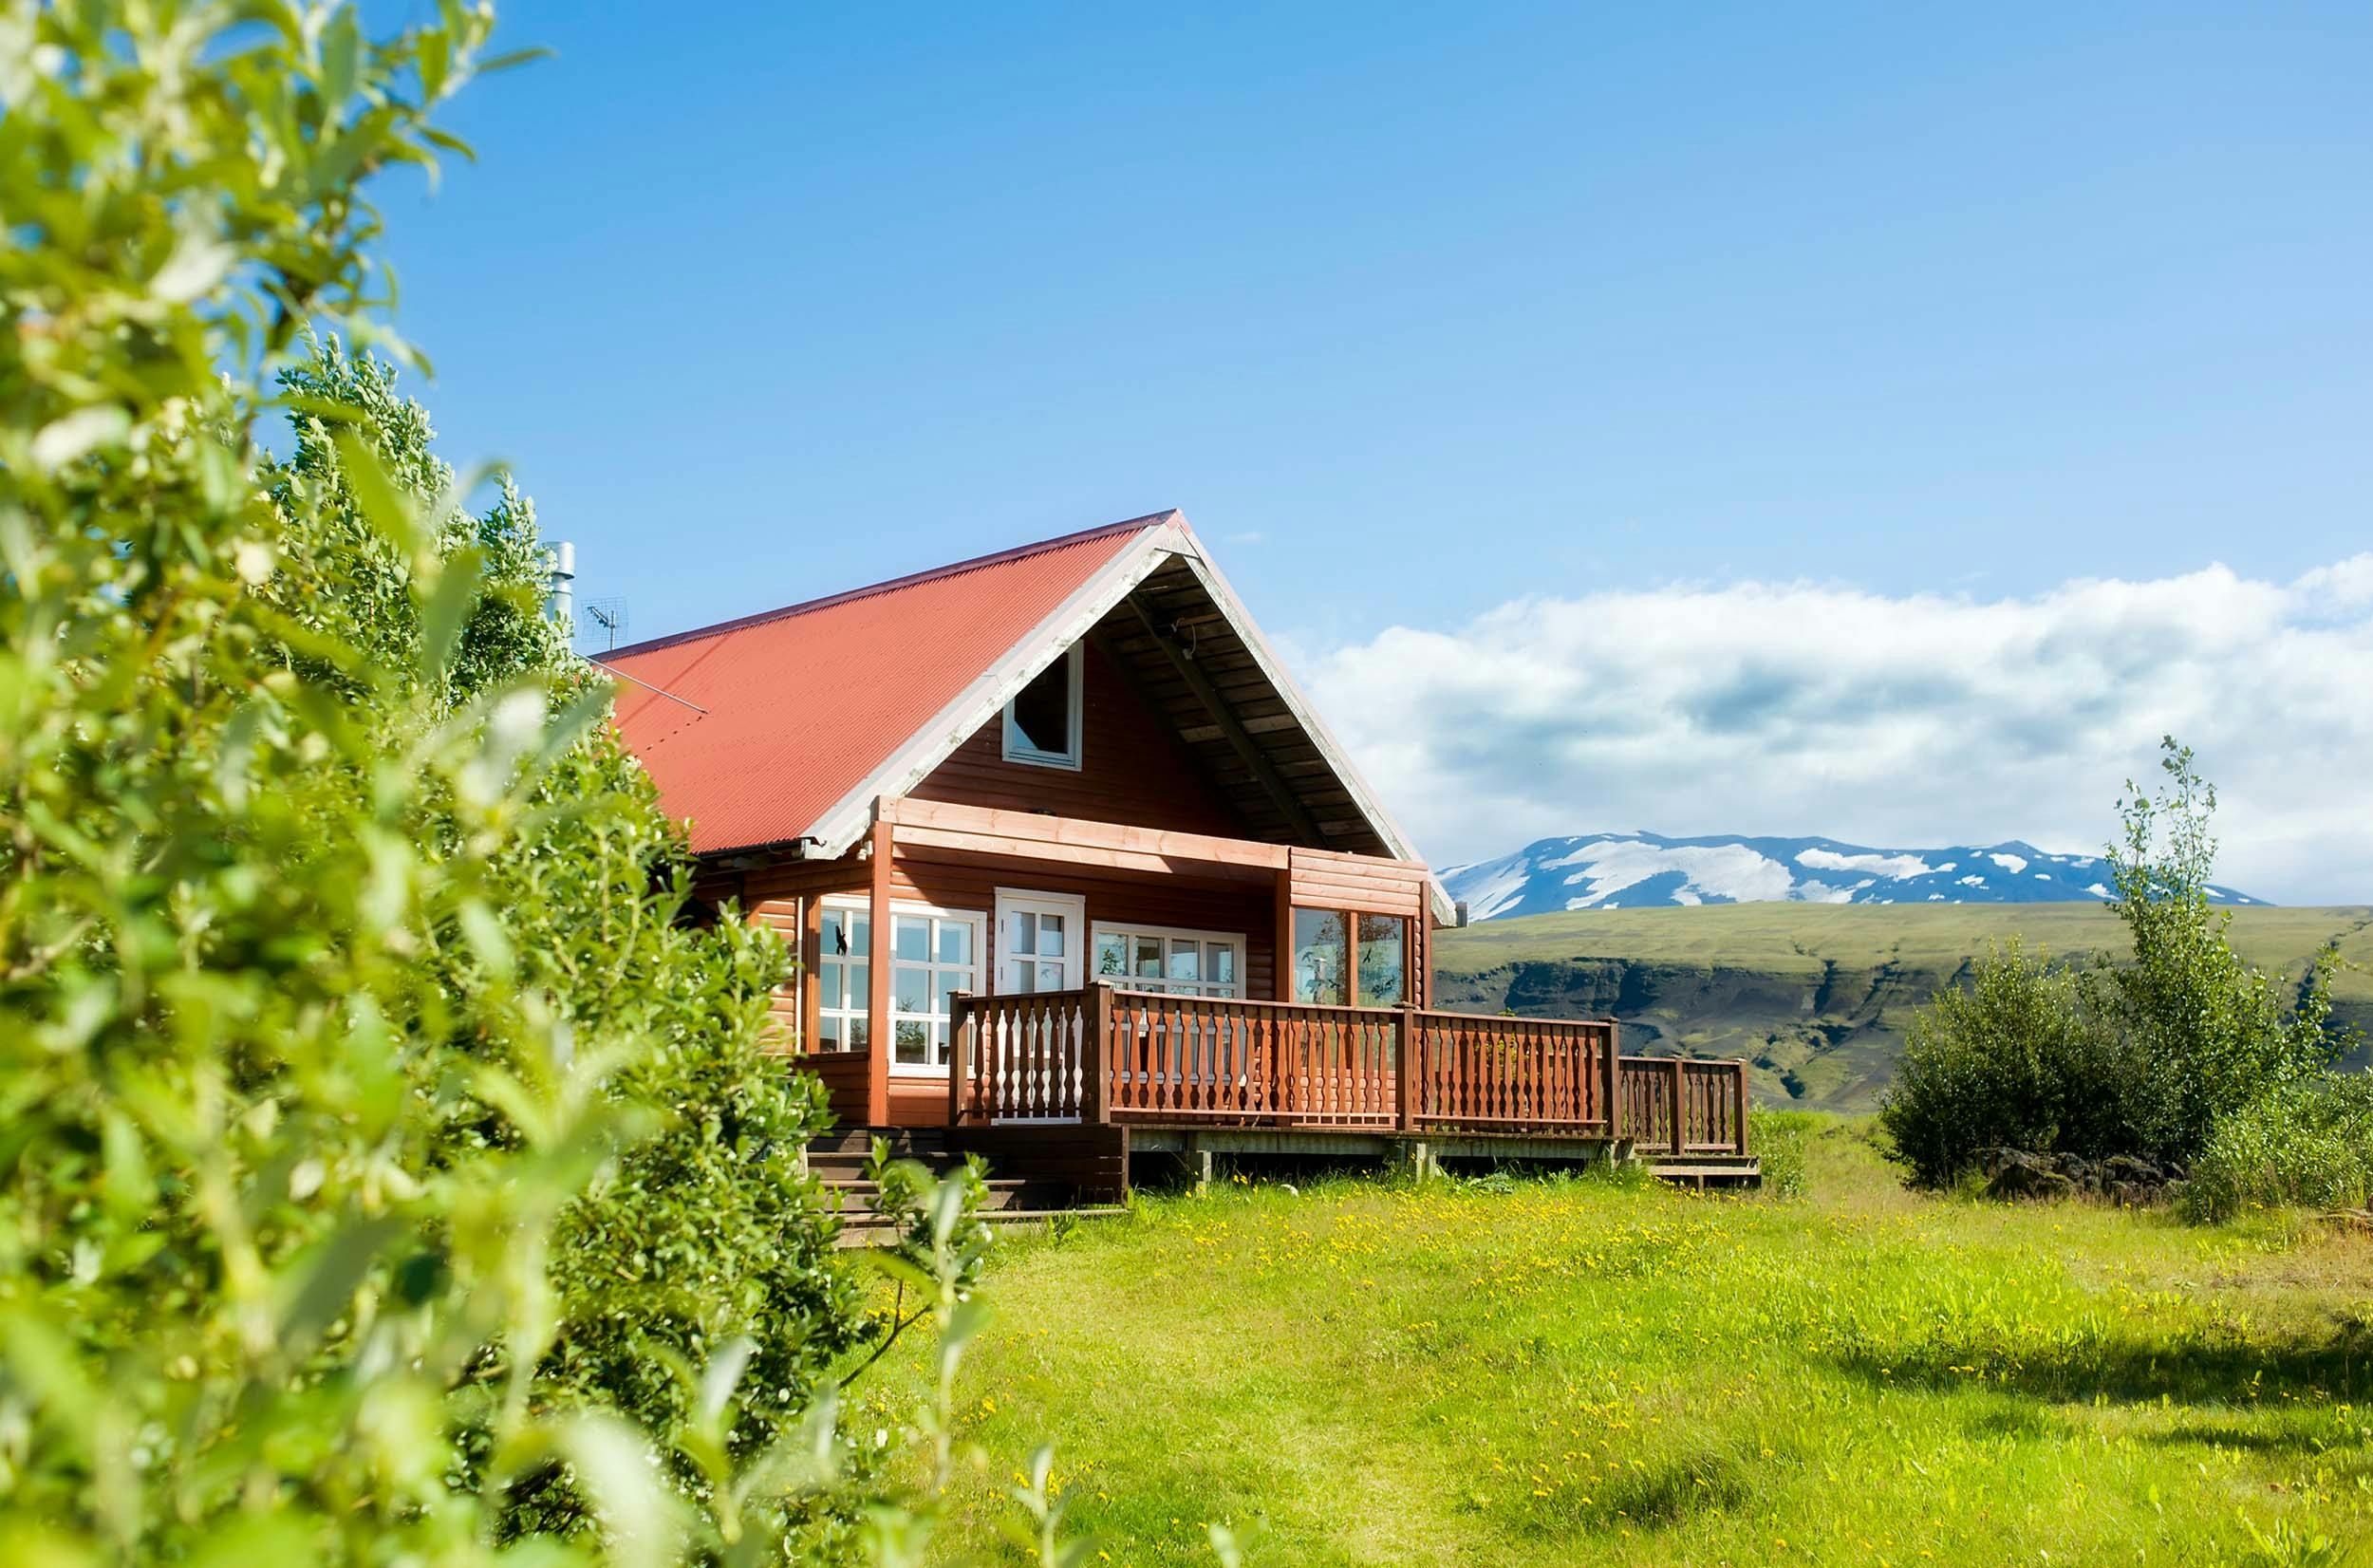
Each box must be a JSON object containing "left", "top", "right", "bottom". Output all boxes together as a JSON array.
[{"left": 994, "top": 888, "right": 1086, "bottom": 995}]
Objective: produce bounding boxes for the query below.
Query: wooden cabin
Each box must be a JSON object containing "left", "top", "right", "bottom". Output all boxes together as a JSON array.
[{"left": 607, "top": 513, "right": 1753, "bottom": 1199}]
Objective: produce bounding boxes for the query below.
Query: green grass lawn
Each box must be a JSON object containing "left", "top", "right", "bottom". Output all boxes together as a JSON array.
[{"left": 866, "top": 1127, "right": 2373, "bottom": 1567}]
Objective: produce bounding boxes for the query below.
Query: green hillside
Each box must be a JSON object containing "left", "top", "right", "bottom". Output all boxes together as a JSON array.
[{"left": 1432, "top": 903, "right": 2373, "bottom": 1111}]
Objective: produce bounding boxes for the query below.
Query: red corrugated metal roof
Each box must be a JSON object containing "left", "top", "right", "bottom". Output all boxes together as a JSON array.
[{"left": 603, "top": 513, "right": 1171, "bottom": 855}]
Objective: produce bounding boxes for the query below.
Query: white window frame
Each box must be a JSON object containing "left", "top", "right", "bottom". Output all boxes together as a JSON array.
[
  {"left": 821, "top": 896, "right": 984, "bottom": 1074},
  {"left": 1089, "top": 922, "right": 1246, "bottom": 999},
  {"left": 1000, "top": 644, "right": 1084, "bottom": 771},
  {"left": 993, "top": 887, "right": 1088, "bottom": 996},
  {"left": 812, "top": 899, "right": 872, "bottom": 1053}
]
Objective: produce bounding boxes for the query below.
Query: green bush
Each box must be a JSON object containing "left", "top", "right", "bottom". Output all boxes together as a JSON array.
[
  {"left": 1749, "top": 1109, "right": 1816, "bottom": 1199},
  {"left": 2184, "top": 1075, "right": 2373, "bottom": 1223},
  {"left": 1878, "top": 941, "right": 2138, "bottom": 1186},
  {"left": 0, "top": 8, "right": 870, "bottom": 1561},
  {"left": 261, "top": 341, "right": 869, "bottom": 1530},
  {"left": 1879, "top": 742, "right": 2356, "bottom": 1192}
]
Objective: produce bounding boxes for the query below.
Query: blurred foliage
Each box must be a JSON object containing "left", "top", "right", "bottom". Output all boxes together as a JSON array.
[{"left": 0, "top": 4, "right": 890, "bottom": 1561}]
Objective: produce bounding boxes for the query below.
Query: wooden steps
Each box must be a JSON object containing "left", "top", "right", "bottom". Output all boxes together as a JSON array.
[
  {"left": 1645, "top": 1153, "right": 1762, "bottom": 1188},
  {"left": 808, "top": 1128, "right": 1127, "bottom": 1246}
]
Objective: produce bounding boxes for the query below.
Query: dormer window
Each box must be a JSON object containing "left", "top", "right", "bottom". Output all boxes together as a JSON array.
[{"left": 1001, "top": 644, "right": 1083, "bottom": 770}]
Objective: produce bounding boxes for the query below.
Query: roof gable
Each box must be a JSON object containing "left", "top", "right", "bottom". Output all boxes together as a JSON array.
[
  {"left": 605, "top": 514, "right": 1171, "bottom": 856},
  {"left": 605, "top": 511, "right": 1450, "bottom": 920}
]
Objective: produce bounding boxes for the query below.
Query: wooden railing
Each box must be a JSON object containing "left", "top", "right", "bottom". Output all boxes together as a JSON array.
[
  {"left": 949, "top": 988, "right": 1747, "bottom": 1155},
  {"left": 948, "top": 989, "right": 1105, "bottom": 1124},
  {"left": 1617, "top": 1055, "right": 1750, "bottom": 1158}
]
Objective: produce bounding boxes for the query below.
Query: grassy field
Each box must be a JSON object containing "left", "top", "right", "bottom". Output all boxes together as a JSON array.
[
  {"left": 867, "top": 1127, "right": 2373, "bottom": 1567},
  {"left": 1430, "top": 905, "right": 2373, "bottom": 1111}
]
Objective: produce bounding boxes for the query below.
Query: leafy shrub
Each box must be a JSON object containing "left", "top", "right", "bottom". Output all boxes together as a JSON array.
[
  {"left": 0, "top": 7, "right": 871, "bottom": 1561},
  {"left": 1878, "top": 941, "right": 2138, "bottom": 1186},
  {"left": 1880, "top": 741, "right": 2356, "bottom": 1191},
  {"left": 261, "top": 339, "right": 869, "bottom": 1532},
  {"left": 1749, "top": 1109, "right": 1816, "bottom": 1199},
  {"left": 2184, "top": 1074, "right": 2373, "bottom": 1223}
]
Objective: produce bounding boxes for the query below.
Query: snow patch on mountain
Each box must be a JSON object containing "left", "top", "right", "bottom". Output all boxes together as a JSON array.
[
  {"left": 1542, "top": 840, "right": 1797, "bottom": 906},
  {"left": 1796, "top": 848, "right": 1934, "bottom": 879},
  {"left": 1441, "top": 831, "right": 2266, "bottom": 919}
]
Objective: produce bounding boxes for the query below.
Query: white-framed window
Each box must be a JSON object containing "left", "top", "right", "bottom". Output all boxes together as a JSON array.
[
  {"left": 996, "top": 888, "right": 1085, "bottom": 994},
  {"left": 1090, "top": 923, "right": 1244, "bottom": 999},
  {"left": 818, "top": 898, "right": 984, "bottom": 1070},
  {"left": 813, "top": 902, "right": 870, "bottom": 1051},
  {"left": 1000, "top": 644, "right": 1083, "bottom": 770}
]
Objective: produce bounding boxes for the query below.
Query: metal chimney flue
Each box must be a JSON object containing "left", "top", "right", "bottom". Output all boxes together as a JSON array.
[{"left": 547, "top": 539, "right": 576, "bottom": 626}]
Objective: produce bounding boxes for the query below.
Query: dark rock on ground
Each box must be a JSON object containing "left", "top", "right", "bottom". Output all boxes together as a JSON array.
[
  {"left": 1988, "top": 1150, "right": 2077, "bottom": 1200},
  {"left": 1977, "top": 1146, "right": 2179, "bottom": 1204}
]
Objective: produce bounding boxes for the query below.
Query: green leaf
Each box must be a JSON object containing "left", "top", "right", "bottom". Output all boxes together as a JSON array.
[
  {"left": 420, "top": 124, "right": 477, "bottom": 161},
  {"left": 332, "top": 428, "right": 421, "bottom": 554},
  {"left": 319, "top": 10, "right": 363, "bottom": 122},
  {"left": 276, "top": 1217, "right": 406, "bottom": 1354},
  {"left": 417, "top": 545, "right": 484, "bottom": 683},
  {"left": 29, "top": 405, "right": 130, "bottom": 471},
  {"left": 553, "top": 1414, "right": 682, "bottom": 1568},
  {"left": 478, "top": 47, "right": 557, "bottom": 74}
]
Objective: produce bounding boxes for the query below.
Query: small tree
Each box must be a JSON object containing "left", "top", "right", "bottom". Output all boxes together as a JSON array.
[{"left": 2103, "top": 739, "right": 2345, "bottom": 1158}]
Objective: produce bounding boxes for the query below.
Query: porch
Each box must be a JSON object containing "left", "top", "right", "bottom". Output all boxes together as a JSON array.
[{"left": 945, "top": 986, "right": 1755, "bottom": 1188}]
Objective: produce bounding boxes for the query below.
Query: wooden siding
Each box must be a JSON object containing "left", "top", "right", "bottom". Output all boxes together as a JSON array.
[
  {"left": 909, "top": 636, "right": 1255, "bottom": 837},
  {"left": 1286, "top": 845, "right": 1428, "bottom": 920}
]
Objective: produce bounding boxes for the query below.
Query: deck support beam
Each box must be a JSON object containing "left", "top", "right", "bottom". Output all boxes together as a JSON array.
[
  {"left": 1408, "top": 1140, "right": 1433, "bottom": 1184},
  {"left": 865, "top": 812, "right": 892, "bottom": 1128}
]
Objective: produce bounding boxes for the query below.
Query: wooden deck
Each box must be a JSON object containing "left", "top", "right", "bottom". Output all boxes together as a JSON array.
[{"left": 946, "top": 987, "right": 1751, "bottom": 1177}]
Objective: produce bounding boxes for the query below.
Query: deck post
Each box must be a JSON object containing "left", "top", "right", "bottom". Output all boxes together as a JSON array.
[
  {"left": 947, "top": 993, "right": 973, "bottom": 1128},
  {"left": 1394, "top": 1004, "right": 1416, "bottom": 1133},
  {"left": 1272, "top": 868, "right": 1294, "bottom": 1003},
  {"left": 1671, "top": 1055, "right": 1686, "bottom": 1156},
  {"left": 1603, "top": 1019, "right": 1621, "bottom": 1142},
  {"left": 1409, "top": 1139, "right": 1432, "bottom": 1184},
  {"left": 1734, "top": 1061, "right": 1750, "bottom": 1157},
  {"left": 865, "top": 812, "right": 892, "bottom": 1128},
  {"left": 1083, "top": 984, "right": 1112, "bottom": 1125}
]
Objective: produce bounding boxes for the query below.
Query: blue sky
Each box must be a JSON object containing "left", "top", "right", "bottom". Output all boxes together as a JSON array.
[{"left": 375, "top": 3, "right": 2373, "bottom": 898}]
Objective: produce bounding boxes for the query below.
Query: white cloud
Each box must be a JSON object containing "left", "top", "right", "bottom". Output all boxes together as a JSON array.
[{"left": 1296, "top": 554, "right": 2373, "bottom": 905}]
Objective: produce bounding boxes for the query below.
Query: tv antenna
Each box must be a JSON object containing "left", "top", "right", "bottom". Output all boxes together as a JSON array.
[{"left": 583, "top": 597, "right": 629, "bottom": 651}]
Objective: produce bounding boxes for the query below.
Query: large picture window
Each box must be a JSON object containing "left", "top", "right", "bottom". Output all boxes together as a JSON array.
[
  {"left": 1000, "top": 644, "right": 1082, "bottom": 769},
  {"left": 1093, "top": 923, "right": 1243, "bottom": 999},
  {"left": 819, "top": 898, "right": 983, "bottom": 1070},
  {"left": 1292, "top": 908, "right": 1410, "bottom": 1006},
  {"left": 1290, "top": 908, "right": 1346, "bottom": 1005},
  {"left": 1356, "top": 913, "right": 1407, "bottom": 1004}
]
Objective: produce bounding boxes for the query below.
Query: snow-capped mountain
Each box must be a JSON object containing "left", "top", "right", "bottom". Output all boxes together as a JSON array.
[{"left": 1440, "top": 831, "right": 2267, "bottom": 920}]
